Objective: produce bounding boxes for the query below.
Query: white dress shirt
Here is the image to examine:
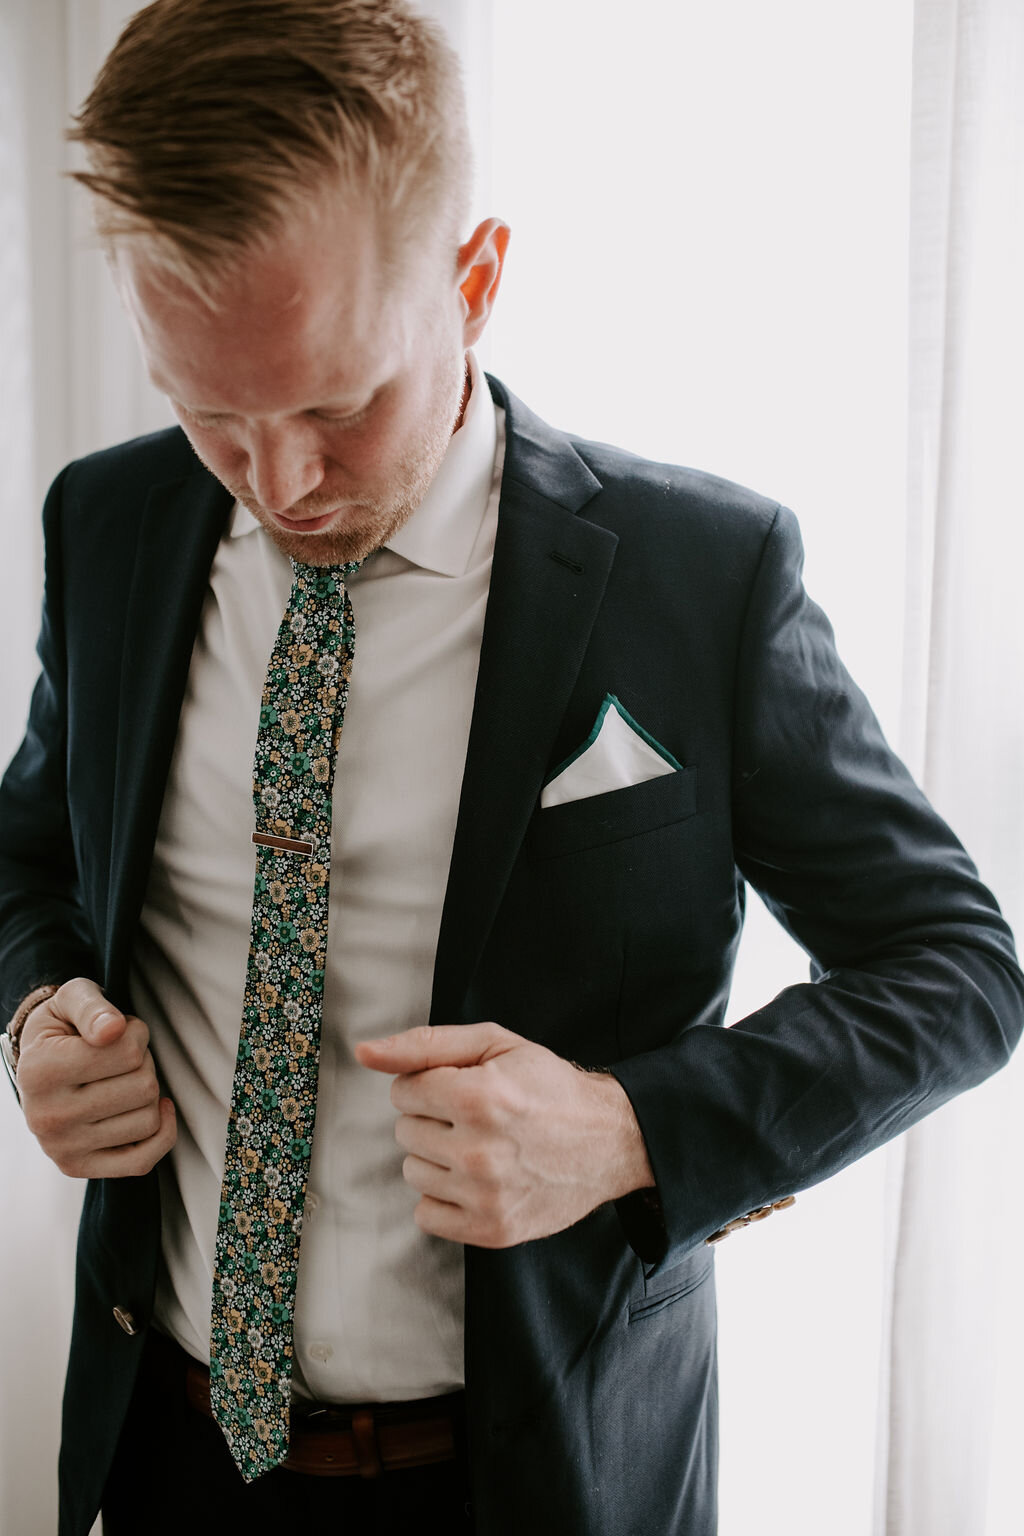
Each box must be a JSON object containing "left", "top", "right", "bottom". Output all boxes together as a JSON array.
[{"left": 130, "top": 354, "right": 504, "bottom": 1402}]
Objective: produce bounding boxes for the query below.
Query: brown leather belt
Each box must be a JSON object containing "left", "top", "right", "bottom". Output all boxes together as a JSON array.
[{"left": 176, "top": 1342, "right": 462, "bottom": 1478}]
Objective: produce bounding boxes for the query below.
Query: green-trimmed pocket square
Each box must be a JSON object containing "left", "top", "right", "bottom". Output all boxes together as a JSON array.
[{"left": 541, "top": 694, "right": 681, "bottom": 808}]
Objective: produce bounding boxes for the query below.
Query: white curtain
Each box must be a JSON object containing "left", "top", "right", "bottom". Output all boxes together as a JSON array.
[
  {"left": 877, "top": 2, "right": 1024, "bottom": 1532},
  {"left": 0, "top": 8, "right": 83, "bottom": 1536},
  {"left": 0, "top": 3, "right": 1021, "bottom": 1533}
]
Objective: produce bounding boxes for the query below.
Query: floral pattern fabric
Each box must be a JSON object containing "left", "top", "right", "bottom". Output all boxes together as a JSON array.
[{"left": 209, "top": 559, "right": 358, "bottom": 1482}]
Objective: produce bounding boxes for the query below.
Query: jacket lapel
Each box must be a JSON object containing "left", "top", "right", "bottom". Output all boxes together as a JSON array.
[
  {"left": 105, "top": 463, "right": 232, "bottom": 992},
  {"left": 430, "top": 379, "right": 618, "bottom": 1025},
  {"left": 100, "top": 391, "right": 613, "bottom": 1017}
]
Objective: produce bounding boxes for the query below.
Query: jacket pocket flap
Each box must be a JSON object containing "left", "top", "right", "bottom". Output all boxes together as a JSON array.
[{"left": 527, "top": 765, "right": 697, "bottom": 861}]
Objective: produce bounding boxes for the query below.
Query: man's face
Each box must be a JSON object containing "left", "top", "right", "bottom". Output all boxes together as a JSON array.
[{"left": 118, "top": 195, "right": 468, "bottom": 566}]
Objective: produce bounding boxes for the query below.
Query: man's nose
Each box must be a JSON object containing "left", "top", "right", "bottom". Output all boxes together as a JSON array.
[{"left": 246, "top": 427, "right": 325, "bottom": 513}]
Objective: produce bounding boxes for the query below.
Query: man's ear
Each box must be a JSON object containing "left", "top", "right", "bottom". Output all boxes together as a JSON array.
[{"left": 456, "top": 218, "right": 511, "bottom": 348}]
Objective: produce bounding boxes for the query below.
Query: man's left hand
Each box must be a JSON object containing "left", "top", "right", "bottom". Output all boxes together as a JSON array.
[{"left": 355, "top": 1023, "right": 655, "bottom": 1248}]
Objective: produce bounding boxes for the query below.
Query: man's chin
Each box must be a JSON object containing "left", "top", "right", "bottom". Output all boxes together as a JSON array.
[{"left": 251, "top": 504, "right": 387, "bottom": 566}]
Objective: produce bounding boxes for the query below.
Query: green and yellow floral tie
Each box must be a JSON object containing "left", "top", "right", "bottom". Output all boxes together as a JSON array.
[{"left": 210, "top": 558, "right": 358, "bottom": 1481}]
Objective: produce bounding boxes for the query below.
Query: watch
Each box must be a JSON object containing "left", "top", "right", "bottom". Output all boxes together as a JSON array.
[{"left": 1, "top": 983, "right": 60, "bottom": 1102}]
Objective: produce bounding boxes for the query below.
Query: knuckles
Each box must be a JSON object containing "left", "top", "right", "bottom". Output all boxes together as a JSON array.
[
  {"left": 475, "top": 1059, "right": 522, "bottom": 1117},
  {"left": 446, "top": 1066, "right": 510, "bottom": 1128},
  {"left": 120, "top": 1037, "right": 147, "bottom": 1074},
  {"left": 22, "top": 1100, "right": 67, "bottom": 1142},
  {"left": 136, "top": 1103, "right": 163, "bottom": 1139},
  {"left": 15, "top": 1056, "right": 55, "bottom": 1099},
  {"left": 458, "top": 1139, "right": 504, "bottom": 1185}
]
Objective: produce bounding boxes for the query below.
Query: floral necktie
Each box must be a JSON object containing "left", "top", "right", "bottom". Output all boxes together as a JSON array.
[{"left": 209, "top": 558, "right": 358, "bottom": 1481}]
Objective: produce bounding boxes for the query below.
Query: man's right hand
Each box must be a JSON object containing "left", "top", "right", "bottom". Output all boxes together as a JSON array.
[{"left": 16, "top": 977, "right": 177, "bottom": 1178}]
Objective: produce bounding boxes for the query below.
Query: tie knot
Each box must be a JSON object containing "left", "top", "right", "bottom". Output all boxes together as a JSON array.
[{"left": 289, "top": 560, "right": 361, "bottom": 601}]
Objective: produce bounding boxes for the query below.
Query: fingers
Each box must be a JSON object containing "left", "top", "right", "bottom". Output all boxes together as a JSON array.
[
  {"left": 389, "top": 1053, "right": 527, "bottom": 1132},
  {"left": 412, "top": 1194, "right": 471, "bottom": 1244},
  {"left": 23, "top": 1047, "right": 161, "bottom": 1144},
  {"left": 411, "top": 1192, "right": 518, "bottom": 1249},
  {"left": 397, "top": 1113, "right": 522, "bottom": 1246},
  {"left": 74, "top": 1049, "right": 161, "bottom": 1120},
  {"left": 379, "top": 1030, "right": 620, "bottom": 1249},
  {"left": 390, "top": 1065, "right": 465, "bottom": 1121},
  {"left": 74, "top": 1017, "right": 152, "bottom": 1084},
  {"left": 82, "top": 1099, "right": 169, "bottom": 1149},
  {"left": 402, "top": 1153, "right": 457, "bottom": 1202},
  {"left": 17, "top": 986, "right": 171, "bottom": 1180},
  {"left": 43, "top": 977, "right": 128, "bottom": 1047},
  {"left": 355, "top": 1022, "right": 513, "bottom": 1075},
  {"left": 51, "top": 1098, "right": 178, "bottom": 1181},
  {"left": 394, "top": 1112, "right": 454, "bottom": 1167},
  {"left": 19, "top": 1016, "right": 152, "bottom": 1096}
]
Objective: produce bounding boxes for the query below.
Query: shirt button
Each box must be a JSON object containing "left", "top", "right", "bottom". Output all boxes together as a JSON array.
[
  {"left": 308, "top": 1341, "right": 333, "bottom": 1364},
  {"left": 304, "top": 1193, "right": 320, "bottom": 1215}
]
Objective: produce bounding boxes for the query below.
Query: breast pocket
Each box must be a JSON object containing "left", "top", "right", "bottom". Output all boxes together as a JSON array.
[{"left": 525, "top": 766, "right": 697, "bottom": 861}]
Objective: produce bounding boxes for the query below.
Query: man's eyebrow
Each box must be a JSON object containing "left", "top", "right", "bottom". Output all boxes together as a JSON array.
[
  {"left": 162, "top": 382, "right": 385, "bottom": 417},
  {"left": 304, "top": 375, "right": 389, "bottom": 412},
  {"left": 306, "top": 388, "right": 380, "bottom": 414}
]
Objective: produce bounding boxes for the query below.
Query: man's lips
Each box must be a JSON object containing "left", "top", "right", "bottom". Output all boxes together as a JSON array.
[{"left": 270, "top": 508, "right": 339, "bottom": 532}]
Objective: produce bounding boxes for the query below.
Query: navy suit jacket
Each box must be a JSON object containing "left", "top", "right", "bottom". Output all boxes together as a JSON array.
[{"left": 1, "top": 375, "right": 1021, "bottom": 1536}]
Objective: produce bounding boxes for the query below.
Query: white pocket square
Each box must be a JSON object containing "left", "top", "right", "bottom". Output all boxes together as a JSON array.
[{"left": 541, "top": 694, "right": 681, "bottom": 808}]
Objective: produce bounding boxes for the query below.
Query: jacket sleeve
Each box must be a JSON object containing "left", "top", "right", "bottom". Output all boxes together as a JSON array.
[
  {"left": 611, "top": 502, "right": 1024, "bottom": 1271},
  {"left": 0, "top": 468, "right": 100, "bottom": 1021}
]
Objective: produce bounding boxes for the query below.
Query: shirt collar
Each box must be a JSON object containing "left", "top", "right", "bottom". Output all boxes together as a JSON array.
[{"left": 228, "top": 350, "right": 497, "bottom": 578}]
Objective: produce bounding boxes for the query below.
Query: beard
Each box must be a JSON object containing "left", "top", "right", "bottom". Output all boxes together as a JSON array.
[{"left": 214, "top": 342, "right": 468, "bottom": 568}]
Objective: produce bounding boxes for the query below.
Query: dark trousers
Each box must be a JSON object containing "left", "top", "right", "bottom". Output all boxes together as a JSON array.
[{"left": 101, "top": 1330, "right": 475, "bottom": 1535}]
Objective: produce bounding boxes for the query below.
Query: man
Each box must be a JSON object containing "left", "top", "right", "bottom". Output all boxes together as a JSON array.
[{"left": 0, "top": 2, "right": 1020, "bottom": 1533}]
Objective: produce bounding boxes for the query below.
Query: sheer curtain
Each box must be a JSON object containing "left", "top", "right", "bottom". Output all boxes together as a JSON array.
[
  {"left": 0, "top": 3, "right": 1020, "bottom": 1534},
  {"left": 0, "top": 8, "right": 233, "bottom": 1532},
  {"left": 486, "top": 3, "right": 911, "bottom": 1532},
  {"left": 878, "top": 2, "right": 1024, "bottom": 1532},
  {"left": 0, "top": 7, "right": 83, "bottom": 1536}
]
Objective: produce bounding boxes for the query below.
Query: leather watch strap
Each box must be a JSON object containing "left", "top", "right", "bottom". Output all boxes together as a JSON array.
[{"left": 2, "top": 983, "right": 60, "bottom": 1101}]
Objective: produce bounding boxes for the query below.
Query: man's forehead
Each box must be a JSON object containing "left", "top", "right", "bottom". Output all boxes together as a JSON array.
[
  {"left": 118, "top": 225, "right": 425, "bottom": 414},
  {"left": 121, "top": 225, "right": 386, "bottom": 329},
  {"left": 119, "top": 180, "right": 441, "bottom": 313}
]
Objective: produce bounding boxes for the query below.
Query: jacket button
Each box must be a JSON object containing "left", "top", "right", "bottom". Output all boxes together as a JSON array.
[
  {"left": 705, "top": 1214, "right": 751, "bottom": 1245},
  {"left": 113, "top": 1306, "right": 138, "bottom": 1336}
]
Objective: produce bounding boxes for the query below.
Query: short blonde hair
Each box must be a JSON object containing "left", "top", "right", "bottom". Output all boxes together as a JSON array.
[{"left": 69, "top": 0, "right": 472, "bottom": 296}]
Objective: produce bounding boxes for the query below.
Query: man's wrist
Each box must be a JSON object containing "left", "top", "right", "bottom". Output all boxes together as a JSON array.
[
  {"left": 8, "top": 983, "right": 60, "bottom": 1056},
  {"left": 582, "top": 1069, "right": 657, "bottom": 1202},
  {"left": 2, "top": 984, "right": 60, "bottom": 1100}
]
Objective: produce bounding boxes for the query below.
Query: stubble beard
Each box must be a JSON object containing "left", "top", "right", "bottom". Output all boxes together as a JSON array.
[{"left": 218, "top": 344, "right": 469, "bottom": 568}]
